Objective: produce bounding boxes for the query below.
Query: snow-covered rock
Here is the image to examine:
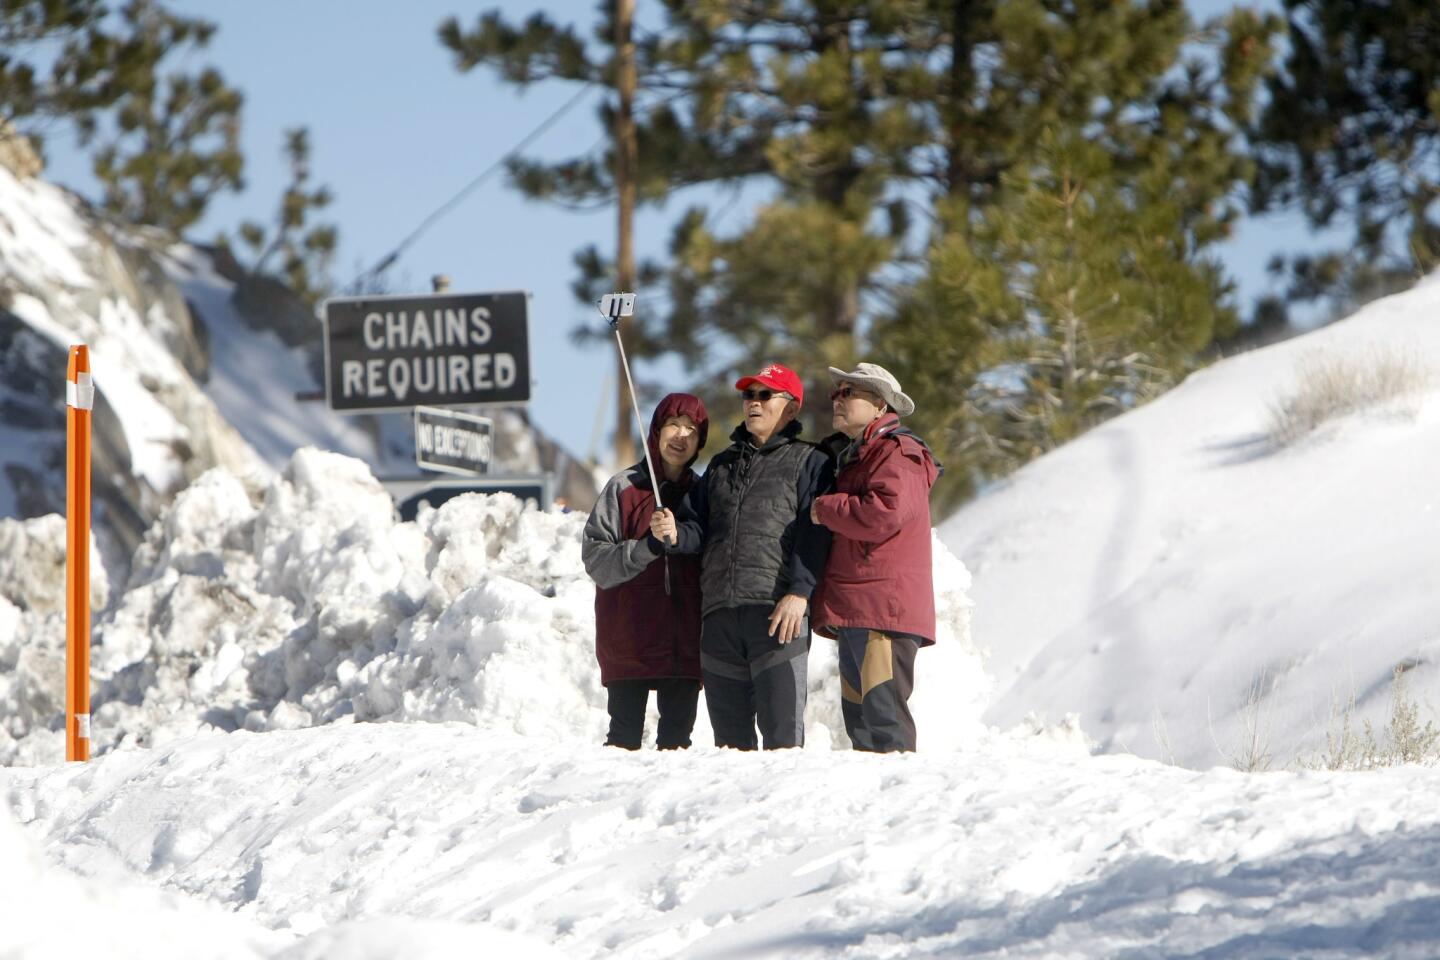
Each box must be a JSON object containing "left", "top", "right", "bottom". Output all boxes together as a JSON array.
[{"left": 0, "top": 163, "right": 258, "bottom": 564}]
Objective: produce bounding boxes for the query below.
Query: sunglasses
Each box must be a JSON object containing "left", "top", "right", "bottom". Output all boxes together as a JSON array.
[
  {"left": 829, "top": 385, "right": 876, "bottom": 402},
  {"left": 741, "top": 388, "right": 791, "bottom": 402}
]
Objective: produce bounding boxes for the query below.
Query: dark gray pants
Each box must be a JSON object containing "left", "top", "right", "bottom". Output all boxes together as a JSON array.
[
  {"left": 836, "top": 627, "right": 919, "bottom": 753},
  {"left": 700, "top": 605, "right": 808, "bottom": 750}
]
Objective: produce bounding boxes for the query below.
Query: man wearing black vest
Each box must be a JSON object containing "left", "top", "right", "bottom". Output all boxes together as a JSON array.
[{"left": 651, "top": 362, "right": 832, "bottom": 750}]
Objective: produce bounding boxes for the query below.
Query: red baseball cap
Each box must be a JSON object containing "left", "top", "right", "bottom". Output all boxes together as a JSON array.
[{"left": 735, "top": 362, "right": 803, "bottom": 405}]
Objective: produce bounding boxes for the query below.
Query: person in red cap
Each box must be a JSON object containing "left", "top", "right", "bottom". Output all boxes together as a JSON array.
[
  {"left": 651, "top": 363, "right": 833, "bottom": 750},
  {"left": 583, "top": 393, "right": 710, "bottom": 749}
]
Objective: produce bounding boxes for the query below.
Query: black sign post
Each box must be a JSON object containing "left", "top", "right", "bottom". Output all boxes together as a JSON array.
[
  {"left": 322, "top": 291, "right": 530, "bottom": 411},
  {"left": 414, "top": 406, "right": 493, "bottom": 476}
]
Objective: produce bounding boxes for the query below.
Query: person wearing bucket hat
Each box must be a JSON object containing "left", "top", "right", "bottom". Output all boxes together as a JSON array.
[
  {"left": 810, "top": 362, "right": 939, "bottom": 753},
  {"left": 650, "top": 362, "right": 834, "bottom": 750},
  {"left": 583, "top": 393, "right": 710, "bottom": 750}
]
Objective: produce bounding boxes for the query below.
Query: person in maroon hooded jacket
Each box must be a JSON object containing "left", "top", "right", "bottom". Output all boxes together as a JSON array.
[
  {"left": 811, "top": 363, "right": 940, "bottom": 753},
  {"left": 582, "top": 393, "right": 710, "bottom": 750}
]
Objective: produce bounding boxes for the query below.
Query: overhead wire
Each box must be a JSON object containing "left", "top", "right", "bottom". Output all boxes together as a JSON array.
[{"left": 351, "top": 79, "right": 599, "bottom": 287}]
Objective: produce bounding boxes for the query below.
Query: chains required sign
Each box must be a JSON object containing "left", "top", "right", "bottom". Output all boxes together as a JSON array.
[{"left": 322, "top": 291, "right": 530, "bottom": 411}]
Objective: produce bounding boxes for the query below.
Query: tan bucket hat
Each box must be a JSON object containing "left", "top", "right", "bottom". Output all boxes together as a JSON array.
[{"left": 827, "top": 362, "right": 915, "bottom": 416}]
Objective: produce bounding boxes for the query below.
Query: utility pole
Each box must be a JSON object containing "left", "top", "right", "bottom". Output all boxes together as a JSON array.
[{"left": 612, "top": 0, "right": 639, "bottom": 468}]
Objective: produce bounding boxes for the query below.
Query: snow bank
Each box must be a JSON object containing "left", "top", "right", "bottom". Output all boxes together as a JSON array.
[
  {"left": 942, "top": 277, "right": 1440, "bottom": 768},
  {"left": 0, "top": 513, "right": 110, "bottom": 616},
  {"left": 2, "top": 446, "right": 984, "bottom": 764},
  {"left": 0, "top": 515, "right": 109, "bottom": 765},
  {"left": 69, "top": 447, "right": 605, "bottom": 761},
  {"left": 0, "top": 164, "right": 266, "bottom": 499}
]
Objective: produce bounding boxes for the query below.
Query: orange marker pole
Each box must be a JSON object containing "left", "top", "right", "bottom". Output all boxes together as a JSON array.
[{"left": 66, "top": 345, "right": 92, "bottom": 762}]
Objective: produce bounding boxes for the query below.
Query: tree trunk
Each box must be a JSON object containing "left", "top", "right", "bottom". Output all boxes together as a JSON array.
[
  {"left": 612, "top": 0, "right": 639, "bottom": 468},
  {"left": 812, "top": 15, "right": 862, "bottom": 410},
  {"left": 946, "top": 0, "right": 975, "bottom": 199}
]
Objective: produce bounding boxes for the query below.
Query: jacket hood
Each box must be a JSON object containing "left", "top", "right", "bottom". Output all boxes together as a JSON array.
[
  {"left": 848, "top": 412, "right": 942, "bottom": 482},
  {"left": 646, "top": 392, "right": 710, "bottom": 485}
]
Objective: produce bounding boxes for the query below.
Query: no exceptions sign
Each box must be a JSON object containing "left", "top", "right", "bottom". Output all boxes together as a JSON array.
[
  {"left": 322, "top": 291, "right": 530, "bottom": 411},
  {"left": 414, "top": 406, "right": 492, "bottom": 476}
]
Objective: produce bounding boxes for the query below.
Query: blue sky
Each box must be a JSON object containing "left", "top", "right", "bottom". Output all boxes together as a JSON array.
[{"left": 40, "top": 0, "right": 1313, "bottom": 468}]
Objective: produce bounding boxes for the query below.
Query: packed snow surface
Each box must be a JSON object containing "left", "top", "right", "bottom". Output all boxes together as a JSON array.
[
  {"left": 9, "top": 723, "right": 1440, "bottom": 958},
  {"left": 941, "top": 275, "right": 1440, "bottom": 769}
]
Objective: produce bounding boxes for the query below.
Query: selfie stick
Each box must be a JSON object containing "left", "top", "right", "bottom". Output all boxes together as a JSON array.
[
  {"left": 599, "top": 294, "right": 675, "bottom": 565},
  {"left": 600, "top": 292, "right": 663, "bottom": 497}
]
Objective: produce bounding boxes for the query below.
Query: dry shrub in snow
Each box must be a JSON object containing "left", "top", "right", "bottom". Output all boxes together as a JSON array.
[
  {"left": 1268, "top": 346, "right": 1431, "bottom": 448},
  {"left": 1218, "top": 669, "right": 1275, "bottom": 773},
  {"left": 1307, "top": 667, "right": 1440, "bottom": 771}
]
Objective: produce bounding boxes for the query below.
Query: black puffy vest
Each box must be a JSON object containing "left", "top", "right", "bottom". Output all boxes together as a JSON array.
[{"left": 700, "top": 421, "right": 814, "bottom": 614}]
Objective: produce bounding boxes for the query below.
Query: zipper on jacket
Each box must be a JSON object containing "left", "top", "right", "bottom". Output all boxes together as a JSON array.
[
  {"left": 726, "top": 444, "right": 752, "bottom": 600},
  {"left": 659, "top": 479, "right": 681, "bottom": 670},
  {"left": 671, "top": 561, "right": 684, "bottom": 675},
  {"left": 651, "top": 480, "right": 672, "bottom": 597}
]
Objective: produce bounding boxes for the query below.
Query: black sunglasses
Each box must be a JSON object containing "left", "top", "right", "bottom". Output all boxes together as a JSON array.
[
  {"left": 829, "top": 385, "right": 875, "bottom": 402},
  {"left": 741, "top": 388, "right": 791, "bottom": 402}
]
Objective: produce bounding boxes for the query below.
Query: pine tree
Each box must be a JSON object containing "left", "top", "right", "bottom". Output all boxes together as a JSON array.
[
  {"left": 441, "top": 3, "right": 936, "bottom": 438},
  {"left": 90, "top": 1, "right": 243, "bottom": 232},
  {"left": 0, "top": 0, "right": 116, "bottom": 149},
  {"left": 223, "top": 128, "right": 337, "bottom": 309},
  {"left": 2, "top": 1, "right": 245, "bottom": 233},
  {"left": 651, "top": 0, "right": 936, "bottom": 430},
  {"left": 874, "top": 5, "right": 1277, "bottom": 509},
  {"left": 881, "top": 134, "right": 1231, "bottom": 505},
  {"left": 1253, "top": 0, "right": 1440, "bottom": 316},
  {"left": 659, "top": 0, "right": 1267, "bottom": 445},
  {"left": 441, "top": 2, "right": 1277, "bottom": 493}
]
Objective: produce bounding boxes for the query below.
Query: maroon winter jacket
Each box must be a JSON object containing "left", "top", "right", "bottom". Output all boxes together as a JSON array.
[
  {"left": 811, "top": 413, "right": 939, "bottom": 645},
  {"left": 582, "top": 393, "right": 710, "bottom": 683}
]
